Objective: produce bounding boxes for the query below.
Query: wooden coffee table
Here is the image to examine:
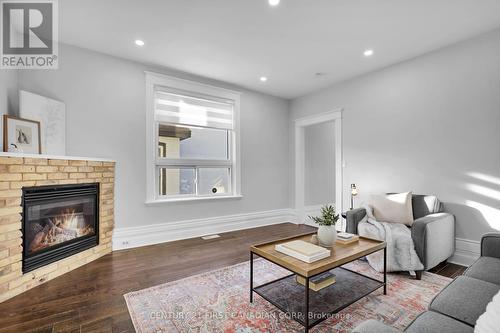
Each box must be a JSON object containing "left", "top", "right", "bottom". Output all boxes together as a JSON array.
[{"left": 250, "top": 231, "right": 386, "bottom": 332}]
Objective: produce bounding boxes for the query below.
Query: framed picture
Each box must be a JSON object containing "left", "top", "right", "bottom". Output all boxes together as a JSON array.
[{"left": 3, "top": 115, "right": 41, "bottom": 154}]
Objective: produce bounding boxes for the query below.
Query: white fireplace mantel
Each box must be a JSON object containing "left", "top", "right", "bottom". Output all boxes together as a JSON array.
[{"left": 0, "top": 152, "right": 115, "bottom": 162}]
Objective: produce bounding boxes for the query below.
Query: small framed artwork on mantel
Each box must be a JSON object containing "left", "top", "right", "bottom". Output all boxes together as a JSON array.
[{"left": 3, "top": 115, "right": 41, "bottom": 154}]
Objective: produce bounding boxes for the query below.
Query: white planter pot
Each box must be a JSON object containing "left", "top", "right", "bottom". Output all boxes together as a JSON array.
[{"left": 317, "top": 225, "right": 337, "bottom": 247}]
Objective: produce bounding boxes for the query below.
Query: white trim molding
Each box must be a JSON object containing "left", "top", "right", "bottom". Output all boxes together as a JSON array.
[
  {"left": 113, "top": 208, "right": 296, "bottom": 250},
  {"left": 113, "top": 205, "right": 482, "bottom": 268},
  {"left": 145, "top": 194, "right": 243, "bottom": 205},
  {"left": 448, "top": 237, "right": 480, "bottom": 267},
  {"left": 294, "top": 109, "right": 343, "bottom": 225}
]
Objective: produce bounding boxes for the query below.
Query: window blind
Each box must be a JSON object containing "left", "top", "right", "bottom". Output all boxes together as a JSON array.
[{"left": 155, "top": 90, "right": 234, "bottom": 130}]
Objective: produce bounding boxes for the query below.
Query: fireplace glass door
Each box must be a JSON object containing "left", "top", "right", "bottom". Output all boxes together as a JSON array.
[{"left": 22, "top": 184, "right": 99, "bottom": 272}]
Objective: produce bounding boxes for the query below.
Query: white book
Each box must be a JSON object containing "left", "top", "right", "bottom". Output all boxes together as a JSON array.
[
  {"left": 338, "top": 232, "right": 355, "bottom": 240},
  {"left": 275, "top": 244, "right": 330, "bottom": 263},
  {"left": 279, "top": 240, "right": 328, "bottom": 256}
]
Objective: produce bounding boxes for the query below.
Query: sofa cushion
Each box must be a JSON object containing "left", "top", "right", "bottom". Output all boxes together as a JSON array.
[
  {"left": 465, "top": 256, "right": 500, "bottom": 285},
  {"left": 429, "top": 276, "right": 500, "bottom": 326},
  {"left": 405, "top": 311, "right": 473, "bottom": 333},
  {"left": 369, "top": 192, "right": 414, "bottom": 225}
]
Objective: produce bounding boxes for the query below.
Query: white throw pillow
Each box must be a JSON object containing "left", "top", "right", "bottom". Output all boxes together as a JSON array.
[
  {"left": 475, "top": 289, "right": 500, "bottom": 333},
  {"left": 369, "top": 192, "right": 414, "bottom": 226}
]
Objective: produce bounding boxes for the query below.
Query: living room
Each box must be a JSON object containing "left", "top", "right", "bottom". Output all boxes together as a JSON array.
[{"left": 1, "top": 1, "right": 500, "bottom": 332}]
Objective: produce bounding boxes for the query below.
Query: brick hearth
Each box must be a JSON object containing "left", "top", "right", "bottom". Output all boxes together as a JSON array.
[{"left": 0, "top": 154, "right": 115, "bottom": 302}]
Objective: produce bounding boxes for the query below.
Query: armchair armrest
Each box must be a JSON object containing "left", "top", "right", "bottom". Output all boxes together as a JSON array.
[
  {"left": 346, "top": 208, "right": 367, "bottom": 234},
  {"left": 411, "top": 213, "right": 455, "bottom": 270},
  {"left": 481, "top": 233, "right": 500, "bottom": 258},
  {"left": 352, "top": 320, "right": 403, "bottom": 333}
]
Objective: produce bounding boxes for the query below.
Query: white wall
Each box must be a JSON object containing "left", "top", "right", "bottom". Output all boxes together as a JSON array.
[
  {"left": 304, "top": 121, "right": 335, "bottom": 206},
  {"left": 13, "top": 26, "right": 500, "bottom": 253},
  {"left": 0, "top": 70, "right": 19, "bottom": 151},
  {"left": 290, "top": 28, "right": 500, "bottom": 242},
  {"left": 18, "top": 44, "right": 290, "bottom": 230}
]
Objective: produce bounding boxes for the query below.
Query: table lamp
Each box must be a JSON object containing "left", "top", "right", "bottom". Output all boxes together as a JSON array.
[{"left": 350, "top": 183, "right": 358, "bottom": 210}]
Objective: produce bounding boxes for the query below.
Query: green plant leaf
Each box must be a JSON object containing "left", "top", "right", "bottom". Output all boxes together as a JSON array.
[{"left": 308, "top": 204, "right": 339, "bottom": 226}]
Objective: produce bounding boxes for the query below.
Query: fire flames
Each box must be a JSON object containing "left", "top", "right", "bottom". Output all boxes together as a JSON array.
[{"left": 29, "top": 208, "right": 95, "bottom": 253}]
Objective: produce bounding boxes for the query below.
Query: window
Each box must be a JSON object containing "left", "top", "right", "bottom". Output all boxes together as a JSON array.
[{"left": 146, "top": 73, "right": 241, "bottom": 203}]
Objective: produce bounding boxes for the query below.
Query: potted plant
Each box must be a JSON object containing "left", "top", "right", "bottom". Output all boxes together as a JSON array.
[{"left": 309, "top": 204, "right": 339, "bottom": 247}]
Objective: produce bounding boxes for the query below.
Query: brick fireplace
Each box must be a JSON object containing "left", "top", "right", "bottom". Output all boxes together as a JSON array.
[{"left": 0, "top": 154, "right": 115, "bottom": 302}]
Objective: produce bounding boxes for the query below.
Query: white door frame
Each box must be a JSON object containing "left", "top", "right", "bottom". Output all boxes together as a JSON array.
[{"left": 294, "top": 109, "right": 343, "bottom": 228}]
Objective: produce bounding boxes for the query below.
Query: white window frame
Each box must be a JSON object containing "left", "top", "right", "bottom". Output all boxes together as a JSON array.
[{"left": 145, "top": 72, "right": 242, "bottom": 204}]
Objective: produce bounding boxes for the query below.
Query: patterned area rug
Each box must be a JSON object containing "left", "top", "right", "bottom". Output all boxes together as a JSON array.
[{"left": 124, "top": 259, "right": 451, "bottom": 333}]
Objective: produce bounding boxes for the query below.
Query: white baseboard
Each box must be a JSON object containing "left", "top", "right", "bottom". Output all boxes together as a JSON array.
[
  {"left": 112, "top": 208, "right": 297, "bottom": 250},
  {"left": 448, "top": 237, "right": 480, "bottom": 267},
  {"left": 113, "top": 207, "right": 481, "bottom": 268}
]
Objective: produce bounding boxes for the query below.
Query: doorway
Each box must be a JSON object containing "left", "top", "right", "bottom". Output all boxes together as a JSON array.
[{"left": 295, "top": 110, "right": 343, "bottom": 229}]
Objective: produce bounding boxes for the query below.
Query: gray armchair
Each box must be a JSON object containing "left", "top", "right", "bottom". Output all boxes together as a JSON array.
[{"left": 346, "top": 194, "right": 455, "bottom": 279}]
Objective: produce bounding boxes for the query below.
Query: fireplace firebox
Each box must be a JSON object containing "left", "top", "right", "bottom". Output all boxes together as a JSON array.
[{"left": 22, "top": 183, "right": 99, "bottom": 273}]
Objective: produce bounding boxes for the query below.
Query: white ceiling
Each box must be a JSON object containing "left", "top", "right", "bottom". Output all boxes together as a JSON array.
[{"left": 60, "top": 0, "right": 500, "bottom": 99}]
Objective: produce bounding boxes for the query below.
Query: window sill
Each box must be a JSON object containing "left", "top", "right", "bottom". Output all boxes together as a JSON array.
[{"left": 145, "top": 194, "right": 243, "bottom": 205}]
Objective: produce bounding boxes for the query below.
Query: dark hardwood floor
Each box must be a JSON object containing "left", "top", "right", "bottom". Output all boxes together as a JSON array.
[
  {"left": 0, "top": 223, "right": 465, "bottom": 333},
  {"left": 428, "top": 261, "right": 467, "bottom": 278}
]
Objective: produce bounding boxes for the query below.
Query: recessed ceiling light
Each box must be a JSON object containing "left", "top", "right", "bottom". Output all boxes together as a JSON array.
[
  {"left": 363, "top": 49, "right": 374, "bottom": 57},
  {"left": 135, "top": 39, "right": 145, "bottom": 47},
  {"left": 260, "top": 76, "right": 268, "bottom": 82},
  {"left": 269, "top": 0, "right": 280, "bottom": 6}
]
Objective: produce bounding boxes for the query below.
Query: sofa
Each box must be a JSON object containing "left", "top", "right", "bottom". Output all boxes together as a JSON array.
[
  {"left": 353, "top": 233, "right": 500, "bottom": 333},
  {"left": 346, "top": 194, "right": 455, "bottom": 279}
]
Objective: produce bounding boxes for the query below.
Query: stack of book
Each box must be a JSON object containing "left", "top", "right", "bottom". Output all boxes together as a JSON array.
[
  {"left": 275, "top": 240, "right": 330, "bottom": 263},
  {"left": 296, "top": 271, "right": 336, "bottom": 291},
  {"left": 336, "top": 232, "right": 359, "bottom": 245}
]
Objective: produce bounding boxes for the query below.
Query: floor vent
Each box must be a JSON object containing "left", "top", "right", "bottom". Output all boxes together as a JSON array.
[{"left": 202, "top": 234, "right": 221, "bottom": 240}]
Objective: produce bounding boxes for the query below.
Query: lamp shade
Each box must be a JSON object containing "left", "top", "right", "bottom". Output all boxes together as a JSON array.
[{"left": 351, "top": 183, "right": 358, "bottom": 196}]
